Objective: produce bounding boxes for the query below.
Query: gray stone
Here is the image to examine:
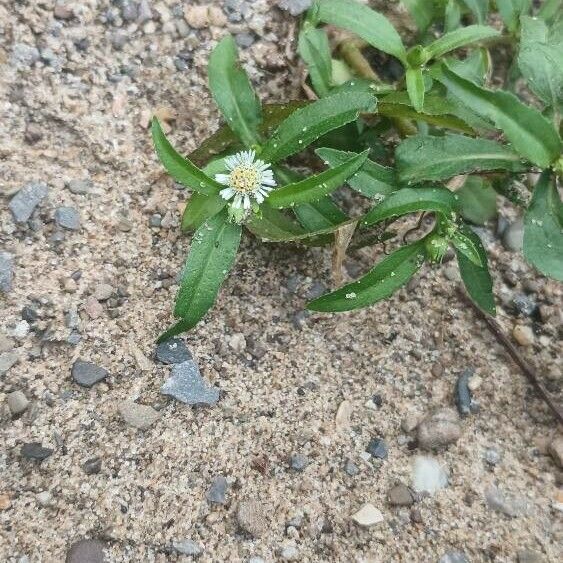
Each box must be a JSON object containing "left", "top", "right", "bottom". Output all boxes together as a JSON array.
[
  {"left": 0, "top": 352, "right": 19, "bottom": 374},
  {"left": 289, "top": 453, "right": 309, "bottom": 471},
  {"left": 411, "top": 456, "right": 448, "bottom": 494},
  {"left": 137, "top": 0, "right": 153, "bottom": 22},
  {"left": 82, "top": 457, "right": 102, "bottom": 475},
  {"left": 206, "top": 476, "right": 229, "bottom": 505},
  {"left": 66, "top": 178, "right": 92, "bottom": 194},
  {"left": 485, "top": 485, "right": 526, "bottom": 517},
  {"left": 235, "top": 32, "right": 256, "bottom": 48},
  {"left": 161, "top": 360, "right": 220, "bottom": 406},
  {"left": 10, "top": 43, "right": 40, "bottom": 68},
  {"left": 387, "top": 483, "right": 415, "bottom": 507},
  {"left": 119, "top": 401, "right": 160, "bottom": 429},
  {"left": 502, "top": 219, "right": 524, "bottom": 252},
  {"left": 21, "top": 442, "right": 54, "bottom": 461},
  {"left": 277, "top": 0, "right": 312, "bottom": 16},
  {"left": 344, "top": 459, "right": 360, "bottom": 476},
  {"left": 93, "top": 283, "right": 113, "bottom": 301},
  {"left": 0, "top": 335, "right": 14, "bottom": 353},
  {"left": 517, "top": 549, "right": 544, "bottom": 563},
  {"left": 236, "top": 500, "right": 267, "bottom": 538},
  {"left": 512, "top": 294, "right": 538, "bottom": 317},
  {"left": 248, "top": 558, "right": 266, "bottom": 563},
  {"left": 172, "top": 539, "right": 202, "bottom": 557},
  {"left": 9, "top": 182, "right": 48, "bottom": 223},
  {"left": 66, "top": 539, "right": 106, "bottom": 563},
  {"left": 7, "top": 390, "right": 29, "bottom": 416},
  {"left": 484, "top": 447, "right": 502, "bottom": 466},
  {"left": 54, "top": 207, "right": 80, "bottom": 230},
  {"left": 279, "top": 545, "right": 299, "bottom": 561},
  {"left": 0, "top": 252, "right": 14, "bottom": 293},
  {"left": 455, "top": 368, "right": 474, "bottom": 417},
  {"left": 36, "top": 491, "right": 52, "bottom": 507},
  {"left": 417, "top": 408, "right": 461, "bottom": 450},
  {"left": 121, "top": 1, "right": 138, "bottom": 22},
  {"left": 71, "top": 359, "right": 108, "bottom": 388},
  {"left": 366, "top": 437, "right": 388, "bottom": 460},
  {"left": 155, "top": 338, "right": 192, "bottom": 364},
  {"left": 438, "top": 552, "right": 470, "bottom": 563}
]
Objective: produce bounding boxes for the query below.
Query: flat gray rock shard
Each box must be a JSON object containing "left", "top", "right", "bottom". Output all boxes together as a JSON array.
[
  {"left": 0, "top": 252, "right": 14, "bottom": 293},
  {"left": 72, "top": 359, "right": 109, "bottom": 388},
  {"left": 155, "top": 337, "right": 192, "bottom": 364},
  {"left": 160, "top": 360, "right": 219, "bottom": 406},
  {"left": 9, "top": 181, "right": 48, "bottom": 223}
]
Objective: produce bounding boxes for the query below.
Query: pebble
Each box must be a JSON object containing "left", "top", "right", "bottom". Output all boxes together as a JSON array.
[
  {"left": 484, "top": 447, "right": 502, "bottom": 466},
  {"left": 206, "top": 476, "right": 229, "bottom": 505},
  {"left": 155, "top": 338, "right": 193, "bottom": 364},
  {"left": 401, "top": 412, "right": 419, "bottom": 433},
  {"left": 71, "top": 359, "right": 109, "bottom": 388},
  {"left": 350, "top": 503, "right": 384, "bottom": 528},
  {"left": 54, "top": 207, "right": 80, "bottom": 230},
  {"left": 160, "top": 360, "right": 220, "bottom": 406},
  {"left": 93, "top": 283, "right": 113, "bottom": 301},
  {"left": 66, "top": 539, "right": 106, "bottom": 563},
  {"left": 0, "top": 352, "right": 19, "bottom": 375},
  {"left": 208, "top": 6, "right": 227, "bottom": 26},
  {"left": 512, "top": 294, "right": 538, "bottom": 317},
  {"left": 121, "top": 1, "right": 138, "bottom": 21},
  {"left": 417, "top": 408, "right": 461, "bottom": 450},
  {"left": 343, "top": 459, "right": 360, "bottom": 476},
  {"left": 82, "top": 457, "right": 102, "bottom": 475},
  {"left": 235, "top": 32, "right": 256, "bottom": 48},
  {"left": 227, "top": 332, "right": 246, "bottom": 353},
  {"left": 66, "top": 178, "right": 92, "bottom": 194},
  {"left": 0, "top": 335, "right": 14, "bottom": 353},
  {"left": 485, "top": 485, "right": 526, "bottom": 517},
  {"left": 54, "top": 4, "right": 73, "bottom": 20},
  {"left": 9, "top": 182, "right": 48, "bottom": 223},
  {"left": 411, "top": 456, "right": 448, "bottom": 494},
  {"left": 24, "top": 122, "right": 43, "bottom": 144},
  {"left": 513, "top": 325, "right": 535, "bottom": 347},
  {"left": 10, "top": 43, "right": 40, "bottom": 69},
  {"left": 455, "top": 368, "right": 475, "bottom": 417},
  {"left": 517, "top": 549, "right": 544, "bottom": 563},
  {"left": 119, "top": 401, "right": 160, "bottom": 430},
  {"left": 0, "top": 252, "right": 14, "bottom": 293},
  {"left": 21, "top": 442, "right": 54, "bottom": 461},
  {"left": 279, "top": 544, "right": 299, "bottom": 561},
  {"left": 36, "top": 491, "right": 52, "bottom": 507},
  {"left": 439, "top": 552, "right": 470, "bottom": 563},
  {"left": 366, "top": 437, "right": 388, "bottom": 460},
  {"left": 0, "top": 494, "right": 11, "bottom": 511},
  {"left": 236, "top": 500, "right": 267, "bottom": 538},
  {"left": 84, "top": 296, "right": 104, "bottom": 319},
  {"left": 7, "top": 390, "right": 29, "bottom": 416},
  {"left": 248, "top": 557, "right": 265, "bottom": 563},
  {"left": 502, "top": 219, "right": 524, "bottom": 252},
  {"left": 548, "top": 435, "right": 563, "bottom": 468},
  {"left": 172, "top": 539, "right": 203, "bottom": 557},
  {"left": 289, "top": 453, "right": 309, "bottom": 471},
  {"left": 10, "top": 320, "right": 30, "bottom": 340},
  {"left": 387, "top": 483, "right": 415, "bottom": 506},
  {"left": 277, "top": 0, "right": 313, "bottom": 16},
  {"left": 184, "top": 5, "right": 209, "bottom": 28}
]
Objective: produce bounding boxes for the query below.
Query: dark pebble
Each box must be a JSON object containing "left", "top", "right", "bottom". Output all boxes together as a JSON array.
[
  {"left": 289, "top": 453, "right": 309, "bottom": 471},
  {"left": 71, "top": 359, "right": 109, "bottom": 388},
  {"left": 206, "top": 476, "right": 229, "bottom": 505},
  {"left": 21, "top": 442, "right": 54, "bottom": 461},
  {"left": 366, "top": 437, "right": 388, "bottom": 460},
  {"left": 455, "top": 368, "right": 474, "bottom": 417},
  {"left": 83, "top": 457, "right": 102, "bottom": 475},
  {"left": 66, "top": 539, "right": 106, "bottom": 563},
  {"left": 155, "top": 338, "right": 192, "bottom": 364}
]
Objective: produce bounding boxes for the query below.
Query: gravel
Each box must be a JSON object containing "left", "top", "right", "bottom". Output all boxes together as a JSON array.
[
  {"left": 350, "top": 503, "right": 384, "bottom": 528},
  {"left": 502, "top": 219, "right": 524, "bottom": 252},
  {"left": 417, "top": 408, "right": 461, "bottom": 450},
  {"left": 289, "top": 453, "right": 309, "bottom": 471},
  {"left": 0, "top": 352, "right": 19, "bottom": 375},
  {"left": 7, "top": 390, "right": 29, "bottom": 416},
  {"left": 155, "top": 338, "right": 192, "bottom": 364},
  {"left": 82, "top": 457, "right": 102, "bottom": 475},
  {"left": 366, "top": 437, "right": 389, "bottom": 460},
  {"left": 66, "top": 178, "right": 92, "bottom": 194},
  {"left": 54, "top": 207, "right": 81, "bottom": 230},
  {"left": 172, "top": 539, "right": 203, "bottom": 557},
  {"left": 0, "top": 252, "right": 14, "bottom": 294},
  {"left": 438, "top": 552, "right": 470, "bottom": 563},
  {"left": 277, "top": 0, "right": 313, "bottom": 16},
  {"left": 485, "top": 485, "right": 526, "bottom": 517},
  {"left": 71, "top": 359, "right": 109, "bottom": 388},
  {"left": 387, "top": 483, "right": 415, "bottom": 506},
  {"left": 160, "top": 360, "right": 220, "bottom": 406},
  {"left": 65, "top": 539, "right": 106, "bottom": 563},
  {"left": 21, "top": 442, "right": 54, "bottom": 461},
  {"left": 118, "top": 400, "right": 160, "bottom": 430},
  {"left": 206, "top": 476, "right": 229, "bottom": 505},
  {"left": 411, "top": 456, "right": 449, "bottom": 494},
  {"left": 9, "top": 182, "right": 48, "bottom": 223},
  {"left": 236, "top": 500, "right": 268, "bottom": 538},
  {"left": 455, "top": 368, "right": 475, "bottom": 417}
]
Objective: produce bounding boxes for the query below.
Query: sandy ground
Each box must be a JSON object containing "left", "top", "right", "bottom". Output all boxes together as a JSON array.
[{"left": 1, "top": 1, "right": 562, "bottom": 562}]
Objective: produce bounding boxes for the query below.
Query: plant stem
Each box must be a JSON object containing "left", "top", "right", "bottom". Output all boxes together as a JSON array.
[{"left": 459, "top": 288, "right": 563, "bottom": 425}]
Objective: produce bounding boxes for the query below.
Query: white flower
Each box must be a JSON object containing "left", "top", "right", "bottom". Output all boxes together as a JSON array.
[{"left": 215, "top": 150, "right": 276, "bottom": 211}]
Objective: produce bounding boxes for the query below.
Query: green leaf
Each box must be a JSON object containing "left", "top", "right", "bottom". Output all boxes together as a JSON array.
[
  {"left": 260, "top": 91, "right": 376, "bottom": 163},
  {"left": 451, "top": 225, "right": 483, "bottom": 266},
  {"left": 294, "top": 197, "right": 348, "bottom": 231},
  {"left": 268, "top": 150, "right": 369, "bottom": 208},
  {"left": 538, "top": 0, "right": 562, "bottom": 22},
  {"left": 362, "top": 187, "right": 459, "bottom": 227},
  {"left": 456, "top": 176, "right": 497, "bottom": 225},
  {"left": 425, "top": 25, "right": 499, "bottom": 60},
  {"left": 314, "top": 0, "right": 407, "bottom": 63},
  {"left": 523, "top": 171, "right": 563, "bottom": 281},
  {"left": 315, "top": 148, "right": 396, "bottom": 199},
  {"left": 462, "top": 0, "right": 488, "bottom": 23},
  {"left": 445, "top": 0, "right": 462, "bottom": 32},
  {"left": 299, "top": 26, "right": 333, "bottom": 97},
  {"left": 246, "top": 203, "right": 306, "bottom": 241},
  {"left": 151, "top": 118, "right": 223, "bottom": 196},
  {"left": 406, "top": 67, "right": 425, "bottom": 112},
  {"left": 456, "top": 228, "right": 496, "bottom": 315},
  {"left": 402, "top": 0, "right": 436, "bottom": 32},
  {"left": 307, "top": 240, "right": 426, "bottom": 312},
  {"left": 158, "top": 209, "right": 241, "bottom": 341},
  {"left": 208, "top": 35, "right": 262, "bottom": 147},
  {"left": 437, "top": 63, "right": 561, "bottom": 167},
  {"left": 396, "top": 133, "right": 526, "bottom": 183},
  {"left": 496, "top": 0, "right": 531, "bottom": 32},
  {"left": 518, "top": 16, "right": 563, "bottom": 111},
  {"left": 445, "top": 48, "right": 490, "bottom": 85}
]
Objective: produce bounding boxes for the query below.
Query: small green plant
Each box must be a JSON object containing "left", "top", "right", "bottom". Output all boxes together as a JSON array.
[{"left": 152, "top": 0, "right": 562, "bottom": 340}]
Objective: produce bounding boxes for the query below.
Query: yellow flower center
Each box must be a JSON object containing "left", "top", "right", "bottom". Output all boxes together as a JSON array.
[{"left": 230, "top": 165, "right": 259, "bottom": 193}]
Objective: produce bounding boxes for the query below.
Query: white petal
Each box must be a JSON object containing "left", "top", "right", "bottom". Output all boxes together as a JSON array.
[
  {"left": 224, "top": 156, "right": 237, "bottom": 170},
  {"left": 255, "top": 192, "right": 265, "bottom": 204},
  {"left": 261, "top": 178, "right": 277, "bottom": 187},
  {"left": 220, "top": 187, "right": 236, "bottom": 200},
  {"left": 215, "top": 173, "right": 231, "bottom": 185},
  {"left": 243, "top": 195, "right": 251, "bottom": 209},
  {"left": 233, "top": 194, "right": 244, "bottom": 208}
]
